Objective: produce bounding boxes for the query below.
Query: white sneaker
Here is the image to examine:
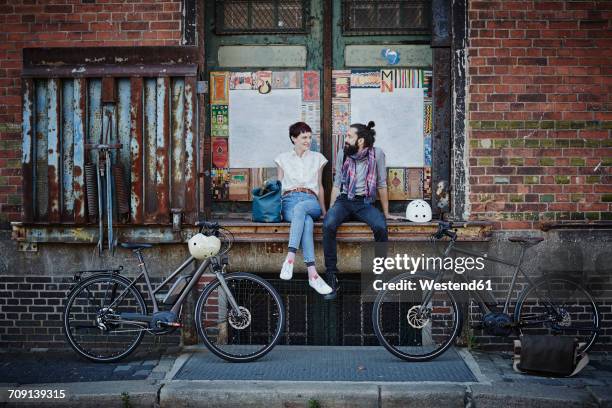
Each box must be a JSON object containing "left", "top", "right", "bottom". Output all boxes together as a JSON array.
[
  {"left": 280, "top": 260, "right": 294, "bottom": 280},
  {"left": 309, "top": 275, "right": 332, "bottom": 295}
]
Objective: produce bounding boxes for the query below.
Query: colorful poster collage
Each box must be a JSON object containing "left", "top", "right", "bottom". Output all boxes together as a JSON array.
[
  {"left": 211, "top": 71, "right": 321, "bottom": 201},
  {"left": 332, "top": 68, "right": 433, "bottom": 202}
]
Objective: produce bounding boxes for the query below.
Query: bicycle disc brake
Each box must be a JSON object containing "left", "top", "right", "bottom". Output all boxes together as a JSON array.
[
  {"left": 228, "top": 306, "right": 251, "bottom": 330},
  {"left": 407, "top": 305, "right": 430, "bottom": 329}
]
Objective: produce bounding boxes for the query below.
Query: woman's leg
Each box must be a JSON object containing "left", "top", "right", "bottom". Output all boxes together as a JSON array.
[
  {"left": 302, "top": 215, "right": 321, "bottom": 280},
  {"left": 301, "top": 214, "right": 315, "bottom": 263},
  {"left": 281, "top": 195, "right": 300, "bottom": 270},
  {"left": 286, "top": 196, "right": 322, "bottom": 249}
]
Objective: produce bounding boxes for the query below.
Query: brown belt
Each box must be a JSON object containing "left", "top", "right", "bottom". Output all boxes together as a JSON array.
[{"left": 282, "top": 187, "right": 317, "bottom": 197}]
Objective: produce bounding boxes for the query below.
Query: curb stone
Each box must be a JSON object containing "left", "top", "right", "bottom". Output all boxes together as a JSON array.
[
  {"left": 0, "top": 380, "right": 159, "bottom": 408},
  {"left": 159, "top": 380, "right": 380, "bottom": 408},
  {"left": 470, "top": 383, "right": 598, "bottom": 408},
  {"left": 380, "top": 383, "right": 466, "bottom": 408},
  {"left": 588, "top": 386, "right": 612, "bottom": 408}
]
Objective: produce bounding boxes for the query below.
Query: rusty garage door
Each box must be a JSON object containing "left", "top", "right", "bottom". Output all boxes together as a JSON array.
[{"left": 21, "top": 47, "right": 199, "bottom": 226}]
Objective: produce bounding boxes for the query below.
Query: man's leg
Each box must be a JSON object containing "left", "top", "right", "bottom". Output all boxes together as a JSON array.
[
  {"left": 354, "top": 203, "right": 389, "bottom": 272},
  {"left": 353, "top": 202, "right": 388, "bottom": 242},
  {"left": 322, "top": 198, "right": 351, "bottom": 274}
]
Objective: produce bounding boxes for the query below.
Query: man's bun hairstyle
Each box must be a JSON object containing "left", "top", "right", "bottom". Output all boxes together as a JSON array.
[{"left": 350, "top": 121, "right": 376, "bottom": 148}]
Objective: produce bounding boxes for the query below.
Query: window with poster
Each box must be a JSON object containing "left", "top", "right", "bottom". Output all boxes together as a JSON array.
[{"left": 204, "top": 0, "right": 445, "bottom": 220}]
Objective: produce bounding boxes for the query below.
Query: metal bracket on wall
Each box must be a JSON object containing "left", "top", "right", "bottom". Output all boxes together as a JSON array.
[
  {"left": 18, "top": 242, "right": 38, "bottom": 252},
  {"left": 265, "top": 242, "right": 284, "bottom": 254},
  {"left": 197, "top": 81, "right": 208, "bottom": 94}
]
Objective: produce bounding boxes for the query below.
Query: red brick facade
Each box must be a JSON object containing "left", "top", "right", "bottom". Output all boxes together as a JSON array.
[
  {"left": 1, "top": 0, "right": 610, "bottom": 229},
  {"left": 467, "top": 0, "right": 612, "bottom": 229},
  {"left": 0, "top": 0, "right": 183, "bottom": 227}
]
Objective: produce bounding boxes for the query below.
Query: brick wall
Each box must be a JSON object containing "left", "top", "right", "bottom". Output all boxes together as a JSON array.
[
  {"left": 0, "top": 275, "right": 182, "bottom": 350},
  {"left": 0, "top": 0, "right": 183, "bottom": 227},
  {"left": 467, "top": 0, "right": 612, "bottom": 229}
]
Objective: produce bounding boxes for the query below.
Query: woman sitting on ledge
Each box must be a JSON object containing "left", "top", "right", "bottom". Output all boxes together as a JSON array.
[{"left": 274, "top": 122, "right": 333, "bottom": 296}]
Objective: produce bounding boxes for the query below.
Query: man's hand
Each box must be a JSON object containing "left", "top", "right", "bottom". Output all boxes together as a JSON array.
[
  {"left": 329, "top": 187, "right": 340, "bottom": 208},
  {"left": 384, "top": 213, "right": 403, "bottom": 221}
]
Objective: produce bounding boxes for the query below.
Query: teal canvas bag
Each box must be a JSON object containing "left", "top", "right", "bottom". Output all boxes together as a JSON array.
[{"left": 252, "top": 180, "right": 282, "bottom": 222}]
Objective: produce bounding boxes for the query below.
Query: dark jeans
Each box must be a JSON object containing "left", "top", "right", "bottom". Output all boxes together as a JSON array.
[{"left": 322, "top": 194, "right": 388, "bottom": 275}]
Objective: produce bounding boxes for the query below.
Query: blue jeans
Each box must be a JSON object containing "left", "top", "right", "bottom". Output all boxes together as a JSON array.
[
  {"left": 281, "top": 192, "right": 322, "bottom": 264},
  {"left": 323, "top": 194, "right": 388, "bottom": 274}
]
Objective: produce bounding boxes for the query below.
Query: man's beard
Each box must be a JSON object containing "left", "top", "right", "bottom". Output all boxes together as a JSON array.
[{"left": 344, "top": 142, "right": 358, "bottom": 157}]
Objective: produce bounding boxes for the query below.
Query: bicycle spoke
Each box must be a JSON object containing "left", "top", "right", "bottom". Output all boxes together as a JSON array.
[
  {"left": 517, "top": 278, "right": 599, "bottom": 352},
  {"left": 84, "top": 287, "right": 99, "bottom": 309},
  {"left": 373, "top": 274, "right": 460, "bottom": 361},
  {"left": 64, "top": 276, "right": 146, "bottom": 362},
  {"left": 196, "top": 273, "right": 284, "bottom": 362}
]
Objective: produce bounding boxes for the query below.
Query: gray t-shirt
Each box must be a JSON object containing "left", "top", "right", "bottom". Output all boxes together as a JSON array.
[{"left": 333, "top": 147, "right": 387, "bottom": 195}]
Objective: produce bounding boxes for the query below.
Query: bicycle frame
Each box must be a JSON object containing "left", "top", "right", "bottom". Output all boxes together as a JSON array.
[
  {"left": 421, "top": 239, "right": 544, "bottom": 317},
  {"left": 105, "top": 251, "right": 242, "bottom": 320}
]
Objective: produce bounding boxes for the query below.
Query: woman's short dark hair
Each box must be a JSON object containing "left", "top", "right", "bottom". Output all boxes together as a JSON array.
[
  {"left": 350, "top": 121, "right": 376, "bottom": 148},
  {"left": 289, "top": 122, "right": 312, "bottom": 144}
]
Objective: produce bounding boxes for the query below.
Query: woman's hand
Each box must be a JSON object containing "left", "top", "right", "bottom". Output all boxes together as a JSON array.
[{"left": 385, "top": 213, "right": 403, "bottom": 221}]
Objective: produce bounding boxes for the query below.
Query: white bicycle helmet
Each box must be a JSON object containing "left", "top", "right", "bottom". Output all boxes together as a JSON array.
[
  {"left": 406, "top": 199, "right": 432, "bottom": 223},
  {"left": 188, "top": 233, "right": 221, "bottom": 260}
]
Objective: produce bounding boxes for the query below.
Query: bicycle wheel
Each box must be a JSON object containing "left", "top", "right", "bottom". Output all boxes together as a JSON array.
[
  {"left": 372, "top": 273, "right": 462, "bottom": 361},
  {"left": 514, "top": 277, "right": 600, "bottom": 353},
  {"left": 63, "top": 274, "right": 147, "bottom": 362},
  {"left": 195, "top": 272, "right": 285, "bottom": 362}
]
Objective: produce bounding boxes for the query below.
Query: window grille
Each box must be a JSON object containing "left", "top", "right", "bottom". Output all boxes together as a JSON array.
[
  {"left": 342, "top": 0, "right": 431, "bottom": 36},
  {"left": 216, "top": 0, "right": 309, "bottom": 34}
]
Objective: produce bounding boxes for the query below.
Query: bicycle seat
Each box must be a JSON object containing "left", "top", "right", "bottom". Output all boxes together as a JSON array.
[
  {"left": 120, "top": 242, "right": 153, "bottom": 250},
  {"left": 508, "top": 236, "right": 544, "bottom": 247}
]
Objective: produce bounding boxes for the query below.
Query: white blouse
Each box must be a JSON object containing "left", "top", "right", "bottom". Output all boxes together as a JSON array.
[{"left": 274, "top": 149, "right": 328, "bottom": 194}]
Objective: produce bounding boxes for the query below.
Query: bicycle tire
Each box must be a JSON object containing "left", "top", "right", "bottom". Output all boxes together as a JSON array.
[
  {"left": 195, "top": 272, "right": 285, "bottom": 363},
  {"left": 372, "top": 272, "right": 463, "bottom": 362},
  {"left": 63, "top": 274, "right": 146, "bottom": 363},
  {"left": 514, "top": 277, "right": 600, "bottom": 353}
]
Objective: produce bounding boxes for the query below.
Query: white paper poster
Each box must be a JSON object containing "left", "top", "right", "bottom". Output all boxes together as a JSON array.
[
  {"left": 228, "top": 89, "right": 302, "bottom": 168},
  {"left": 350, "top": 87, "right": 424, "bottom": 167}
]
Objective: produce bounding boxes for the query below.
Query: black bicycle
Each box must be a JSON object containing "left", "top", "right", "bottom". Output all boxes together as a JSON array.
[
  {"left": 63, "top": 221, "right": 286, "bottom": 363},
  {"left": 372, "top": 221, "right": 600, "bottom": 361}
]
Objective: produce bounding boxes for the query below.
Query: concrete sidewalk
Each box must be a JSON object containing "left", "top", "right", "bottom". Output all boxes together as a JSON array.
[{"left": 1, "top": 346, "right": 612, "bottom": 407}]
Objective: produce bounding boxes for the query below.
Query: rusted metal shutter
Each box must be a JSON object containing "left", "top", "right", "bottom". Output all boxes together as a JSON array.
[{"left": 21, "top": 47, "right": 199, "bottom": 226}]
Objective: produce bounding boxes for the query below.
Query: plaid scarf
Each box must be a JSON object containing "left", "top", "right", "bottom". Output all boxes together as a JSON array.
[{"left": 340, "top": 147, "right": 377, "bottom": 202}]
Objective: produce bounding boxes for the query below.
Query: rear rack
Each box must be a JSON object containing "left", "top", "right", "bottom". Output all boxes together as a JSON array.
[{"left": 72, "top": 266, "right": 123, "bottom": 282}]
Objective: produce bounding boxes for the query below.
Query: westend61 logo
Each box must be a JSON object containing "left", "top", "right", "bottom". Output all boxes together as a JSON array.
[{"left": 370, "top": 254, "right": 493, "bottom": 292}]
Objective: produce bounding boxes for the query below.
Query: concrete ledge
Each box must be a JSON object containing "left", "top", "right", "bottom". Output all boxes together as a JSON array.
[
  {"left": 159, "top": 380, "right": 380, "bottom": 408},
  {"left": 588, "top": 386, "right": 612, "bottom": 408},
  {"left": 0, "top": 380, "right": 159, "bottom": 408},
  {"left": 380, "top": 383, "right": 466, "bottom": 408},
  {"left": 470, "top": 383, "right": 598, "bottom": 408},
  {"left": 3, "top": 379, "right": 612, "bottom": 408}
]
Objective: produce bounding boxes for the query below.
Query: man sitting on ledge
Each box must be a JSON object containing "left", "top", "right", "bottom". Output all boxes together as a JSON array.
[{"left": 323, "top": 121, "right": 401, "bottom": 300}]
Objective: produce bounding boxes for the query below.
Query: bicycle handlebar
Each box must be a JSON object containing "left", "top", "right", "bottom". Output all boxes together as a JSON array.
[
  {"left": 196, "top": 220, "right": 219, "bottom": 232},
  {"left": 434, "top": 221, "right": 457, "bottom": 241}
]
